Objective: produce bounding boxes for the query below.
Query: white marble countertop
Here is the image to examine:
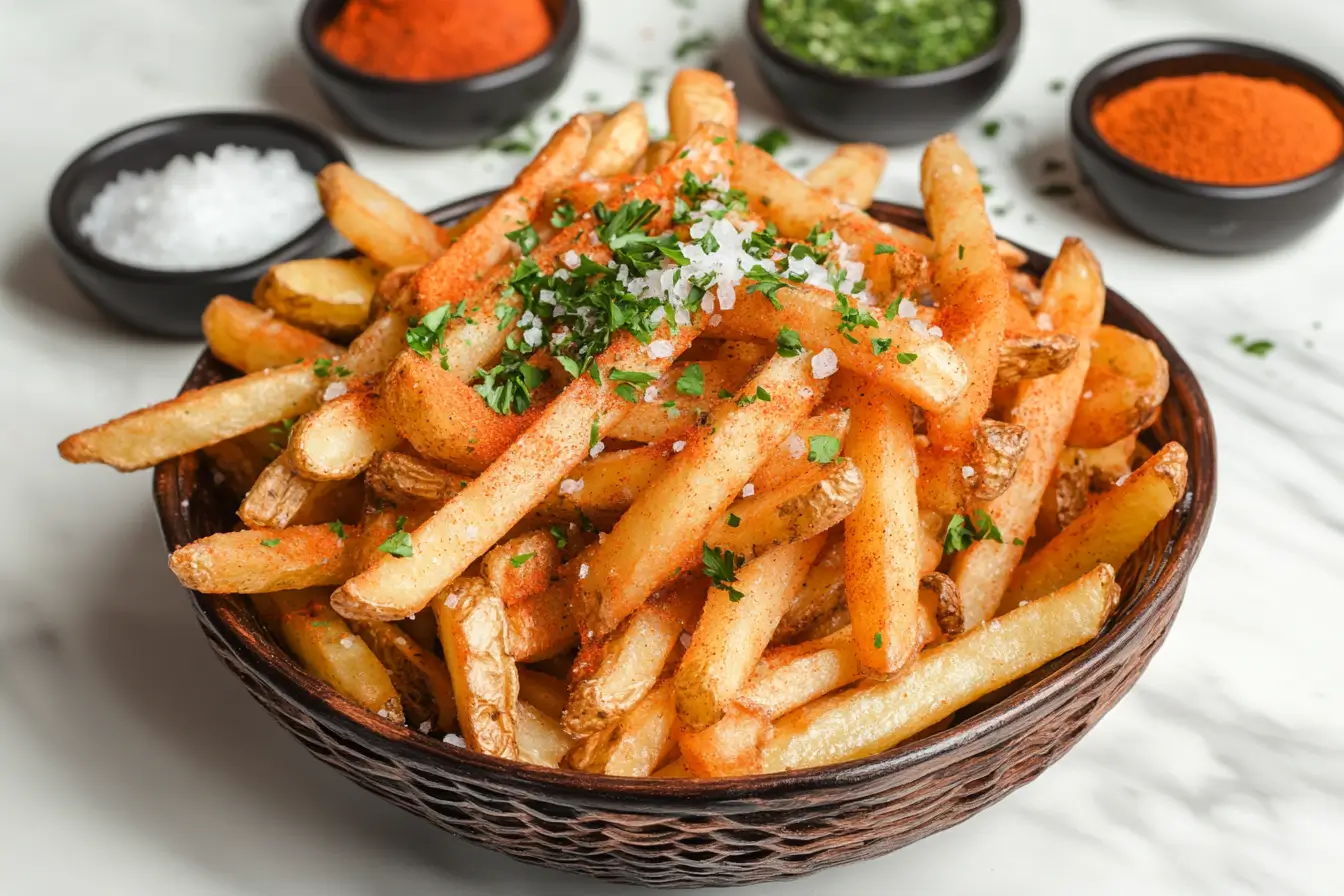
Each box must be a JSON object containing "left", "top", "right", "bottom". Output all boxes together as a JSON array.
[{"left": 2, "top": 0, "right": 1341, "bottom": 893}]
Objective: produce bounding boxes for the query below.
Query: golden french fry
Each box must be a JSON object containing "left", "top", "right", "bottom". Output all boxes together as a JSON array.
[
  {"left": 606, "top": 359, "right": 752, "bottom": 442},
  {"left": 1006, "top": 442, "right": 1187, "bottom": 606},
  {"left": 805, "top": 143, "right": 888, "bottom": 209},
  {"left": 253, "top": 588, "right": 404, "bottom": 722},
  {"left": 434, "top": 577, "right": 519, "bottom": 759},
  {"left": 739, "top": 627, "right": 862, "bottom": 721},
  {"left": 507, "top": 584, "right": 577, "bottom": 662},
  {"left": 351, "top": 618, "right": 456, "bottom": 733},
  {"left": 317, "top": 163, "right": 448, "bottom": 268},
  {"left": 345, "top": 312, "right": 411, "bottom": 377},
  {"left": 237, "top": 452, "right": 362, "bottom": 529},
  {"left": 517, "top": 668, "right": 568, "bottom": 719},
  {"left": 1036, "top": 447, "right": 1090, "bottom": 544},
  {"left": 578, "top": 353, "right": 825, "bottom": 639},
  {"left": 568, "top": 679, "right": 679, "bottom": 777},
  {"left": 915, "top": 419, "right": 1029, "bottom": 515},
  {"left": 169, "top": 523, "right": 355, "bottom": 593},
  {"left": 772, "top": 529, "right": 845, "bottom": 644},
  {"left": 482, "top": 530, "right": 562, "bottom": 605},
  {"left": 366, "top": 451, "right": 467, "bottom": 504},
  {"left": 583, "top": 101, "right": 650, "bottom": 176},
  {"left": 287, "top": 384, "right": 400, "bottom": 481},
  {"left": 253, "top": 257, "right": 383, "bottom": 340},
  {"left": 675, "top": 535, "right": 827, "bottom": 731},
  {"left": 952, "top": 238, "right": 1106, "bottom": 626},
  {"left": 678, "top": 703, "right": 772, "bottom": 777},
  {"left": 202, "top": 295, "right": 340, "bottom": 373},
  {"left": 668, "top": 69, "right": 738, "bottom": 144},
  {"left": 58, "top": 365, "right": 321, "bottom": 471},
  {"left": 516, "top": 700, "right": 575, "bottom": 768},
  {"left": 1068, "top": 326, "right": 1170, "bottom": 448},
  {"left": 201, "top": 432, "right": 272, "bottom": 496},
  {"left": 750, "top": 409, "right": 851, "bottom": 493},
  {"left": 761, "top": 564, "right": 1121, "bottom": 771},
  {"left": 996, "top": 332, "right": 1080, "bottom": 387},
  {"left": 1081, "top": 434, "right": 1140, "bottom": 490},
  {"left": 638, "top": 140, "right": 676, "bottom": 174}
]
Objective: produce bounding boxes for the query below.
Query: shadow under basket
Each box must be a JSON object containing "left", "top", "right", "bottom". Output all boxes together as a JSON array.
[{"left": 154, "top": 198, "right": 1217, "bottom": 888}]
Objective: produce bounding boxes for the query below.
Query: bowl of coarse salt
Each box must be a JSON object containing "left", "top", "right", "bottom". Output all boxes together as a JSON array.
[{"left": 49, "top": 112, "right": 348, "bottom": 337}]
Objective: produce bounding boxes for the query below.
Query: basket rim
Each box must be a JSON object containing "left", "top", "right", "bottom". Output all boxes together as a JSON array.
[{"left": 155, "top": 194, "right": 1217, "bottom": 813}]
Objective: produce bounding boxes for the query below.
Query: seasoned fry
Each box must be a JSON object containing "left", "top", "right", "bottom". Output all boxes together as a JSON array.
[
  {"left": 638, "top": 139, "right": 676, "bottom": 174},
  {"left": 1068, "top": 326, "right": 1170, "bottom": 448},
  {"left": 517, "top": 668, "right": 568, "bottom": 719},
  {"left": 996, "top": 332, "right": 1079, "bottom": 387},
  {"left": 58, "top": 365, "right": 321, "bottom": 471},
  {"left": 1006, "top": 443, "right": 1187, "bottom": 606},
  {"left": 751, "top": 409, "right": 851, "bottom": 493},
  {"left": 516, "top": 700, "right": 575, "bottom": 767},
  {"left": 678, "top": 703, "right": 772, "bottom": 777},
  {"left": 805, "top": 143, "right": 887, "bottom": 209},
  {"left": 202, "top": 295, "right": 340, "bottom": 373},
  {"left": 952, "top": 238, "right": 1106, "bottom": 626},
  {"left": 772, "top": 529, "right": 845, "bottom": 644},
  {"left": 253, "top": 257, "right": 383, "bottom": 339},
  {"left": 1080, "top": 434, "right": 1139, "bottom": 490},
  {"left": 482, "top": 530, "right": 562, "bottom": 605},
  {"left": 606, "top": 359, "right": 751, "bottom": 443},
  {"left": 288, "top": 384, "right": 400, "bottom": 481},
  {"left": 253, "top": 588, "right": 404, "bottom": 722},
  {"left": 568, "top": 679, "right": 679, "bottom": 777},
  {"left": 237, "top": 452, "right": 362, "bottom": 529},
  {"left": 1036, "top": 447, "right": 1090, "bottom": 544},
  {"left": 317, "top": 163, "right": 448, "bottom": 268},
  {"left": 351, "top": 618, "right": 456, "bottom": 732},
  {"left": 839, "top": 376, "right": 923, "bottom": 678},
  {"left": 577, "top": 353, "right": 825, "bottom": 639},
  {"left": 583, "top": 101, "right": 650, "bottom": 176},
  {"left": 760, "top": 564, "right": 1120, "bottom": 771},
  {"left": 668, "top": 69, "right": 738, "bottom": 144},
  {"left": 507, "top": 584, "right": 577, "bottom": 662},
  {"left": 675, "top": 536, "right": 826, "bottom": 731},
  {"left": 170, "top": 523, "right": 354, "bottom": 593},
  {"left": 434, "top": 577, "right": 519, "bottom": 759},
  {"left": 366, "top": 451, "right": 467, "bottom": 504},
  {"left": 740, "top": 628, "right": 862, "bottom": 721},
  {"left": 201, "top": 432, "right": 272, "bottom": 495}
]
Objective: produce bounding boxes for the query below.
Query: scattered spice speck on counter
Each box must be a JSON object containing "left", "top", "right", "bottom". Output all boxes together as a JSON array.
[
  {"left": 77, "top": 145, "right": 320, "bottom": 271},
  {"left": 1092, "top": 72, "right": 1344, "bottom": 185},
  {"left": 321, "top": 0, "right": 554, "bottom": 81},
  {"left": 759, "top": 0, "right": 999, "bottom": 77}
]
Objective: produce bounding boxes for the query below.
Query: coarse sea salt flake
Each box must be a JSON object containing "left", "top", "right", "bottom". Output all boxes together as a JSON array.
[
  {"left": 339, "top": 635, "right": 356, "bottom": 648},
  {"left": 785, "top": 434, "right": 806, "bottom": 459},
  {"left": 962, "top": 465, "right": 975, "bottom": 479},
  {"left": 799, "top": 387, "right": 814, "bottom": 399},
  {"left": 443, "top": 733, "right": 467, "bottom": 747},
  {"left": 564, "top": 250, "right": 581, "bottom": 269},
  {"left": 590, "top": 441, "right": 605, "bottom": 458},
  {"left": 672, "top": 440, "right": 686, "bottom": 453},
  {"left": 323, "top": 381, "right": 348, "bottom": 401},
  {"left": 644, "top": 385, "right": 659, "bottom": 403},
  {"left": 559, "top": 478, "right": 584, "bottom": 496},
  {"left": 418, "top": 721, "right": 432, "bottom": 734},
  {"left": 811, "top": 349, "right": 839, "bottom": 378},
  {"left": 647, "top": 339, "right": 674, "bottom": 359},
  {"left": 741, "top": 483, "right": 755, "bottom": 497},
  {"left": 1036, "top": 312, "right": 1053, "bottom": 330},
  {"left": 465, "top": 525, "right": 479, "bottom": 539},
  {"left": 709, "top": 313, "right": 722, "bottom": 326},
  {"left": 578, "top": 563, "right": 589, "bottom": 580},
  {"left": 989, "top": 619, "right": 1002, "bottom": 632}
]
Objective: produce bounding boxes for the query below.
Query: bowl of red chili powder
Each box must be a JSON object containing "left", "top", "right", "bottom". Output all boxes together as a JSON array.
[
  {"left": 299, "top": 0, "right": 580, "bottom": 148},
  {"left": 1071, "top": 38, "right": 1344, "bottom": 254}
]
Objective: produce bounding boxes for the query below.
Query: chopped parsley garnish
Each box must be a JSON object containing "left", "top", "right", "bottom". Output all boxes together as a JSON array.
[
  {"left": 676, "top": 363, "right": 704, "bottom": 396},
  {"left": 884, "top": 293, "right": 905, "bottom": 320},
  {"left": 312, "top": 358, "right": 350, "bottom": 378},
  {"left": 608, "top": 368, "right": 658, "bottom": 385},
  {"left": 726, "top": 513, "right": 741, "bottom": 528},
  {"left": 736, "top": 385, "right": 772, "bottom": 406},
  {"left": 874, "top": 243, "right": 896, "bottom": 255},
  {"left": 548, "top": 525, "right": 568, "bottom": 549},
  {"left": 808, "top": 435, "right": 841, "bottom": 463},
  {"left": 260, "top": 537, "right": 280, "bottom": 548},
  {"left": 982, "top": 120, "right": 1001, "bottom": 138},
  {"left": 942, "top": 509, "right": 1003, "bottom": 554},
  {"left": 703, "top": 543, "right": 746, "bottom": 601},
  {"left": 550, "top": 201, "right": 576, "bottom": 228},
  {"left": 675, "top": 31, "right": 715, "bottom": 59},
  {"left": 406, "top": 301, "right": 469, "bottom": 369},
  {"left": 614, "top": 382, "right": 640, "bottom": 402},
  {"left": 752, "top": 127, "right": 791, "bottom": 156},
  {"left": 1013, "top": 537, "right": 1025, "bottom": 546},
  {"left": 872, "top": 337, "right": 892, "bottom": 356},
  {"left": 833, "top": 291, "right": 878, "bottom": 341},
  {"left": 505, "top": 224, "right": 539, "bottom": 256},
  {"left": 874, "top": 632, "right": 884, "bottom": 648},
  {"left": 896, "top": 351, "right": 918, "bottom": 365},
  {"left": 776, "top": 326, "right": 805, "bottom": 357},
  {"left": 957, "top": 244, "right": 965, "bottom": 260},
  {"left": 718, "top": 388, "right": 734, "bottom": 399},
  {"left": 510, "top": 553, "right": 536, "bottom": 568},
  {"left": 473, "top": 339, "right": 549, "bottom": 414},
  {"left": 1230, "top": 334, "right": 1274, "bottom": 357},
  {"left": 589, "top": 415, "right": 600, "bottom": 449},
  {"left": 327, "top": 520, "right": 346, "bottom": 539}
]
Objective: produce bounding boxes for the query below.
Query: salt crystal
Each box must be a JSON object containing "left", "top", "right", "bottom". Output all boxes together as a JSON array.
[
  {"left": 590, "top": 441, "right": 605, "bottom": 458},
  {"left": 563, "top": 250, "right": 581, "bottom": 269},
  {"left": 741, "top": 483, "right": 755, "bottom": 497},
  {"left": 811, "top": 348, "right": 839, "bottom": 378},
  {"left": 339, "top": 635, "right": 356, "bottom": 648},
  {"left": 465, "top": 525, "right": 479, "bottom": 539},
  {"left": 929, "top": 326, "right": 944, "bottom": 338},
  {"left": 989, "top": 619, "right": 1002, "bottom": 632},
  {"left": 647, "top": 339, "right": 674, "bottom": 359},
  {"left": 909, "top": 319, "right": 929, "bottom": 336},
  {"left": 644, "top": 385, "right": 659, "bottom": 403},
  {"left": 785, "top": 434, "right": 806, "bottom": 459},
  {"left": 709, "top": 313, "right": 722, "bottom": 327},
  {"left": 377, "top": 708, "right": 389, "bottom": 718},
  {"left": 1083, "top": 390, "right": 1093, "bottom": 399},
  {"left": 961, "top": 465, "right": 975, "bottom": 479},
  {"left": 1116, "top": 472, "right": 1131, "bottom": 486},
  {"left": 443, "top": 733, "right": 467, "bottom": 747},
  {"left": 323, "top": 381, "right": 348, "bottom": 401},
  {"left": 418, "top": 721, "right": 432, "bottom": 734},
  {"left": 559, "top": 478, "right": 584, "bottom": 496},
  {"left": 672, "top": 440, "right": 686, "bottom": 453},
  {"left": 799, "top": 387, "right": 814, "bottom": 399},
  {"left": 578, "top": 563, "right": 589, "bottom": 580},
  {"left": 1036, "top": 312, "right": 1053, "bottom": 330}
]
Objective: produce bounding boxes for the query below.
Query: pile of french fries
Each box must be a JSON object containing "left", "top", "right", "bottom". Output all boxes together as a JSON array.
[{"left": 60, "top": 70, "right": 1186, "bottom": 778}]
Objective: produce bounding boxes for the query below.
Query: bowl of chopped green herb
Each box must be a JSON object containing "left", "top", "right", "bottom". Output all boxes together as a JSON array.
[{"left": 746, "top": 0, "right": 1021, "bottom": 145}]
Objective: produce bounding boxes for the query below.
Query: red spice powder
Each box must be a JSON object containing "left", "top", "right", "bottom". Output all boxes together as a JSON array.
[
  {"left": 1093, "top": 72, "right": 1343, "bottom": 186},
  {"left": 322, "top": 0, "right": 554, "bottom": 82}
]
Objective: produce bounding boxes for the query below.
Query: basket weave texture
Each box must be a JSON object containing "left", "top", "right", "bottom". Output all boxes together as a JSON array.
[{"left": 154, "top": 199, "right": 1216, "bottom": 888}]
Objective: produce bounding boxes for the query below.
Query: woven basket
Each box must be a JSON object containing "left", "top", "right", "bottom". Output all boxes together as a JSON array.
[{"left": 154, "top": 198, "right": 1217, "bottom": 888}]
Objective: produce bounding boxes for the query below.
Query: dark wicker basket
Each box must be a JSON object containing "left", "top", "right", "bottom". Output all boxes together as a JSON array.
[{"left": 153, "top": 198, "right": 1217, "bottom": 888}]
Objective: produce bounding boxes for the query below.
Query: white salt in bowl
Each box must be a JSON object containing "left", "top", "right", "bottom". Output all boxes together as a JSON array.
[{"left": 48, "top": 112, "right": 348, "bottom": 337}]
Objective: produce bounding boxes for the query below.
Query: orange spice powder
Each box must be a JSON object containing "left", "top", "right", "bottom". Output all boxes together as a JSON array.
[
  {"left": 1093, "top": 72, "right": 1343, "bottom": 186},
  {"left": 322, "top": 0, "right": 554, "bottom": 82}
]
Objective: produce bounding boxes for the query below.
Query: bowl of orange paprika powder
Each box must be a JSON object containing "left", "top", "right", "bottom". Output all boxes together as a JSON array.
[
  {"left": 299, "top": 0, "right": 580, "bottom": 148},
  {"left": 1071, "top": 39, "right": 1344, "bottom": 254}
]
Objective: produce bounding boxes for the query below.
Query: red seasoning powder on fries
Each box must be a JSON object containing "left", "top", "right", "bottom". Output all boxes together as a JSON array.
[{"left": 321, "top": 0, "right": 554, "bottom": 81}]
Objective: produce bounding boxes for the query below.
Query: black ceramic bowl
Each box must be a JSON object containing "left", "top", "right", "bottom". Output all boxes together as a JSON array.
[
  {"left": 298, "top": 0, "right": 581, "bottom": 149},
  {"left": 48, "top": 112, "right": 347, "bottom": 338},
  {"left": 1071, "top": 39, "right": 1344, "bottom": 255},
  {"left": 745, "top": 0, "right": 1021, "bottom": 145}
]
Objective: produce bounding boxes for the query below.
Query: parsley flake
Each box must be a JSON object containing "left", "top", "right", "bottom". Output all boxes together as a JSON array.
[
  {"left": 727, "top": 513, "right": 741, "bottom": 528},
  {"left": 874, "top": 243, "right": 896, "bottom": 255},
  {"left": 872, "top": 337, "right": 892, "bottom": 356},
  {"left": 260, "top": 537, "right": 280, "bottom": 548},
  {"left": 510, "top": 553, "right": 536, "bottom": 568},
  {"left": 550, "top": 201, "right": 576, "bottom": 228},
  {"left": 505, "top": 224, "right": 539, "bottom": 256},
  {"left": 942, "top": 509, "right": 1004, "bottom": 554},
  {"left": 1230, "top": 334, "right": 1274, "bottom": 357},
  {"left": 776, "top": 326, "right": 805, "bottom": 357},
  {"left": 896, "top": 351, "right": 918, "bottom": 365},
  {"left": 752, "top": 127, "right": 791, "bottom": 155},
  {"left": 808, "top": 435, "right": 841, "bottom": 463},
  {"left": 548, "top": 525, "right": 568, "bottom": 549},
  {"left": 327, "top": 520, "right": 346, "bottom": 539},
  {"left": 702, "top": 543, "right": 746, "bottom": 601},
  {"left": 874, "top": 632, "right": 884, "bottom": 648}
]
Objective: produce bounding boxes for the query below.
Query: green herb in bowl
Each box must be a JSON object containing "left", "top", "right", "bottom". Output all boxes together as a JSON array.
[{"left": 759, "top": 0, "right": 1000, "bottom": 78}]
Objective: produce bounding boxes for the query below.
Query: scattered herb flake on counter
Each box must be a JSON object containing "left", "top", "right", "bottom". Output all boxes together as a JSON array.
[
  {"left": 1037, "top": 184, "right": 1075, "bottom": 197},
  {"left": 1049, "top": 78, "right": 1067, "bottom": 93},
  {"left": 675, "top": 32, "right": 715, "bottom": 59},
  {"left": 982, "top": 120, "right": 1001, "bottom": 138},
  {"left": 753, "top": 127, "right": 792, "bottom": 155},
  {"left": 1231, "top": 334, "right": 1275, "bottom": 356},
  {"left": 759, "top": 0, "right": 999, "bottom": 77}
]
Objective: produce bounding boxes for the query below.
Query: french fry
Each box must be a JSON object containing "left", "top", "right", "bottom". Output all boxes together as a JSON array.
[
  {"left": 1036, "top": 447, "right": 1090, "bottom": 544},
  {"left": 605, "top": 359, "right": 752, "bottom": 442},
  {"left": 675, "top": 535, "right": 827, "bottom": 731},
  {"left": 482, "top": 530, "right": 562, "bottom": 605},
  {"left": 317, "top": 163, "right": 449, "bottom": 268},
  {"left": 583, "top": 101, "right": 650, "bottom": 176},
  {"left": 750, "top": 409, "right": 851, "bottom": 493},
  {"left": 715, "top": 282, "right": 967, "bottom": 412},
  {"left": 568, "top": 679, "right": 679, "bottom": 776},
  {"left": 805, "top": 144, "right": 888, "bottom": 209},
  {"left": 668, "top": 69, "right": 738, "bottom": 144},
  {"left": 370, "top": 264, "right": 420, "bottom": 318},
  {"left": 798, "top": 601, "right": 851, "bottom": 641},
  {"left": 772, "top": 529, "right": 845, "bottom": 644},
  {"left": 839, "top": 375, "right": 923, "bottom": 678},
  {"left": 507, "top": 584, "right": 577, "bottom": 662},
  {"left": 516, "top": 700, "right": 575, "bottom": 767},
  {"left": 919, "top": 134, "right": 1011, "bottom": 512},
  {"left": 58, "top": 365, "right": 321, "bottom": 471},
  {"left": 434, "top": 577, "right": 519, "bottom": 759},
  {"left": 253, "top": 257, "right": 383, "bottom": 340},
  {"left": 366, "top": 451, "right": 467, "bottom": 504},
  {"left": 287, "top": 384, "right": 400, "bottom": 481},
  {"left": 1068, "top": 326, "right": 1170, "bottom": 448},
  {"left": 201, "top": 432, "right": 272, "bottom": 495},
  {"left": 409, "top": 115, "right": 592, "bottom": 317},
  {"left": 678, "top": 703, "right": 772, "bottom": 777},
  {"left": 638, "top": 139, "right": 676, "bottom": 174},
  {"left": 563, "top": 583, "right": 701, "bottom": 736},
  {"left": 577, "top": 353, "right": 825, "bottom": 639},
  {"left": 253, "top": 588, "right": 404, "bottom": 722},
  {"left": 517, "top": 668, "right": 568, "bottom": 719},
  {"left": 951, "top": 238, "right": 1106, "bottom": 626},
  {"left": 1006, "top": 443, "right": 1187, "bottom": 606},
  {"left": 351, "top": 618, "right": 457, "bottom": 733},
  {"left": 760, "top": 564, "right": 1121, "bottom": 771},
  {"left": 344, "top": 312, "right": 411, "bottom": 377},
  {"left": 1080, "top": 434, "right": 1139, "bottom": 490},
  {"left": 996, "top": 332, "right": 1079, "bottom": 387},
  {"left": 202, "top": 295, "right": 340, "bottom": 373},
  {"left": 170, "top": 523, "right": 355, "bottom": 593},
  {"left": 739, "top": 628, "right": 862, "bottom": 721},
  {"left": 237, "top": 452, "right": 362, "bottom": 529},
  {"left": 914, "top": 419, "right": 1029, "bottom": 515}
]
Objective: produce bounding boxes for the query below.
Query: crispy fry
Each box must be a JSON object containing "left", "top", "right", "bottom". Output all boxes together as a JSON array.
[
  {"left": 606, "top": 359, "right": 751, "bottom": 442},
  {"left": 1068, "top": 326, "right": 1170, "bottom": 448},
  {"left": 253, "top": 588, "right": 404, "bottom": 722},
  {"left": 202, "top": 295, "right": 340, "bottom": 373},
  {"left": 351, "top": 618, "right": 456, "bottom": 732},
  {"left": 317, "top": 163, "right": 448, "bottom": 268},
  {"left": 482, "top": 530, "right": 562, "bottom": 605},
  {"left": 169, "top": 523, "right": 355, "bottom": 593},
  {"left": 951, "top": 238, "right": 1106, "bottom": 626},
  {"left": 516, "top": 700, "right": 575, "bottom": 767},
  {"left": 344, "top": 312, "right": 410, "bottom": 376},
  {"left": 434, "top": 577, "right": 519, "bottom": 759},
  {"left": 668, "top": 69, "right": 738, "bottom": 144},
  {"left": 750, "top": 409, "right": 851, "bottom": 493},
  {"left": 366, "top": 451, "right": 467, "bottom": 504},
  {"left": 507, "top": 584, "right": 577, "bottom": 662},
  {"left": 200, "top": 432, "right": 272, "bottom": 495},
  {"left": 638, "top": 139, "right": 676, "bottom": 174},
  {"left": 996, "top": 332, "right": 1080, "bottom": 387},
  {"left": 568, "top": 679, "right": 679, "bottom": 776},
  {"left": 583, "top": 101, "right": 650, "bottom": 176},
  {"left": 772, "top": 529, "right": 846, "bottom": 644},
  {"left": 761, "top": 564, "right": 1120, "bottom": 771},
  {"left": 1081, "top": 434, "right": 1139, "bottom": 490},
  {"left": 678, "top": 703, "right": 772, "bottom": 777},
  {"left": 237, "top": 452, "right": 362, "bottom": 529},
  {"left": 675, "top": 536, "right": 826, "bottom": 731},
  {"left": 288, "top": 384, "right": 400, "bottom": 481},
  {"left": 253, "top": 257, "right": 383, "bottom": 340},
  {"left": 805, "top": 144, "right": 887, "bottom": 209},
  {"left": 517, "top": 668, "right": 568, "bottom": 719},
  {"left": 1007, "top": 443, "right": 1187, "bottom": 605},
  {"left": 1036, "top": 447, "right": 1090, "bottom": 544}
]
